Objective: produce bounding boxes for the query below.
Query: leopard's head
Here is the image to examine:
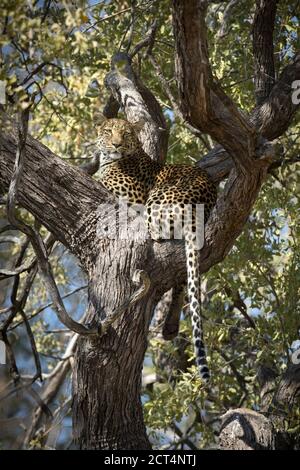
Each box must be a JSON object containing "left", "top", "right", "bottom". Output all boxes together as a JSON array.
[{"left": 96, "top": 119, "right": 144, "bottom": 165}]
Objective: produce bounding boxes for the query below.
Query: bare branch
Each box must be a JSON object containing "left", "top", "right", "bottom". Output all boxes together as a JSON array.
[
  {"left": 19, "top": 309, "right": 43, "bottom": 382},
  {"left": 224, "top": 285, "right": 256, "bottom": 329},
  {"left": 23, "top": 332, "right": 78, "bottom": 447},
  {"left": 84, "top": 7, "right": 131, "bottom": 33},
  {"left": 8, "top": 285, "right": 87, "bottom": 331},
  {"left": 130, "top": 20, "right": 157, "bottom": 58},
  {"left": 215, "top": 347, "right": 248, "bottom": 395},
  {"left": 105, "top": 52, "right": 168, "bottom": 161}
]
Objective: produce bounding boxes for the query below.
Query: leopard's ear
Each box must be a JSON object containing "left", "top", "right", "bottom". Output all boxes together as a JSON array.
[{"left": 132, "top": 117, "right": 147, "bottom": 132}]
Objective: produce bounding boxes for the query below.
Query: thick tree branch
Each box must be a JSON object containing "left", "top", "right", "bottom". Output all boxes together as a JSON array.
[
  {"left": 105, "top": 52, "right": 168, "bottom": 162},
  {"left": 219, "top": 364, "right": 300, "bottom": 449},
  {"left": 250, "top": 51, "right": 300, "bottom": 138},
  {"left": 148, "top": 52, "right": 210, "bottom": 148},
  {"left": 219, "top": 408, "right": 278, "bottom": 449},
  {"left": 199, "top": 51, "right": 300, "bottom": 182},
  {"left": 252, "top": 0, "right": 277, "bottom": 105},
  {"left": 172, "top": 0, "right": 258, "bottom": 171},
  {"left": 152, "top": 139, "right": 279, "bottom": 296},
  {"left": 0, "top": 115, "right": 113, "bottom": 264}
]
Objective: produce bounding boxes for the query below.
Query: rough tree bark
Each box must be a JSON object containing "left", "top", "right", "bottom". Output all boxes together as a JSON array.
[
  {"left": 0, "top": 1, "right": 299, "bottom": 449},
  {"left": 219, "top": 364, "right": 300, "bottom": 450},
  {"left": 252, "top": 0, "right": 277, "bottom": 106}
]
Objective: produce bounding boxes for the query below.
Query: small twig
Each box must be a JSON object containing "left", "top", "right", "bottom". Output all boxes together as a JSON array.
[
  {"left": 0, "top": 373, "right": 43, "bottom": 404},
  {"left": 40, "top": 352, "right": 73, "bottom": 362},
  {"left": 44, "top": 329, "right": 72, "bottom": 335},
  {"left": 215, "top": 346, "right": 248, "bottom": 395},
  {"left": 20, "top": 62, "right": 65, "bottom": 88},
  {"left": 148, "top": 53, "right": 211, "bottom": 150},
  {"left": 171, "top": 422, "right": 199, "bottom": 451},
  {"left": 84, "top": 7, "right": 131, "bottom": 33},
  {"left": 8, "top": 285, "right": 87, "bottom": 332},
  {"left": 19, "top": 309, "right": 43, "bottom": 382},
  {"left": 224, "top": 285, "right": 256, "bottom": 329},
  {"left": 0, "top": 259, "right": 34, "bottom": 278},
  {"left": 130, "top": 20, "right": 158, "bottom": 58},
  {"left": 0, "top": 307, "right": 11, "bottom": 315}
]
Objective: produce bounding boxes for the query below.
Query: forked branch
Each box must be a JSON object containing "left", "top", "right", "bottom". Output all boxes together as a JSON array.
[
  {"left": 172, "top": 0, "right": 258, "bottom": 172},
  {"left": 105, "top": 52, "right": 168, "bottom": 162}
]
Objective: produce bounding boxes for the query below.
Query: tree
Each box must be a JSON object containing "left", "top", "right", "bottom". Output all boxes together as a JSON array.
[{"left": 0, "top": 0, "right": 299, "bottom": 450}]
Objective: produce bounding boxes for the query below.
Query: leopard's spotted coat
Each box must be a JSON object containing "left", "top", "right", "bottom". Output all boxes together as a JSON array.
[{"left": 96, "top": 118, "right": 217, "bottom": 382}]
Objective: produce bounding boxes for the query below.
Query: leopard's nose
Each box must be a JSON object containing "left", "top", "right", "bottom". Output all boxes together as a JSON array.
[{"left": 113, "top": 143, "right": 122, "bottom": 148}]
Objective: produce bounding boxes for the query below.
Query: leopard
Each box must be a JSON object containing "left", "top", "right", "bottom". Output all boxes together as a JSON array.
[{"left": 95, "top": 118, "right": 217, "bottom": 383}]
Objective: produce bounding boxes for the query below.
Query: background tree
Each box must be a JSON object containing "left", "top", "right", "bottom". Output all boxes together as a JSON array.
[{"left": 0, "top": 0, "right": 299, "bottom": 450}]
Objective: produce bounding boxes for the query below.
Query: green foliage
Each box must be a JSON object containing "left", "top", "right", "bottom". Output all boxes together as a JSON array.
[{"left": 145, "top": 157, "right": 300, "bottom": 448}]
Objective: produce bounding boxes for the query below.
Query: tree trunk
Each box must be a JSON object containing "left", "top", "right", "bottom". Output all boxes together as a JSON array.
[{"left": 72, "top": 237, "right": 158, "bottom": 449}]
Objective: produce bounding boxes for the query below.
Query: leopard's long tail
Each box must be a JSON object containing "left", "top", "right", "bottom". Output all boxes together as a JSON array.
[{"left": 185, "top": 239, "right": 210, "bottom": 383}]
